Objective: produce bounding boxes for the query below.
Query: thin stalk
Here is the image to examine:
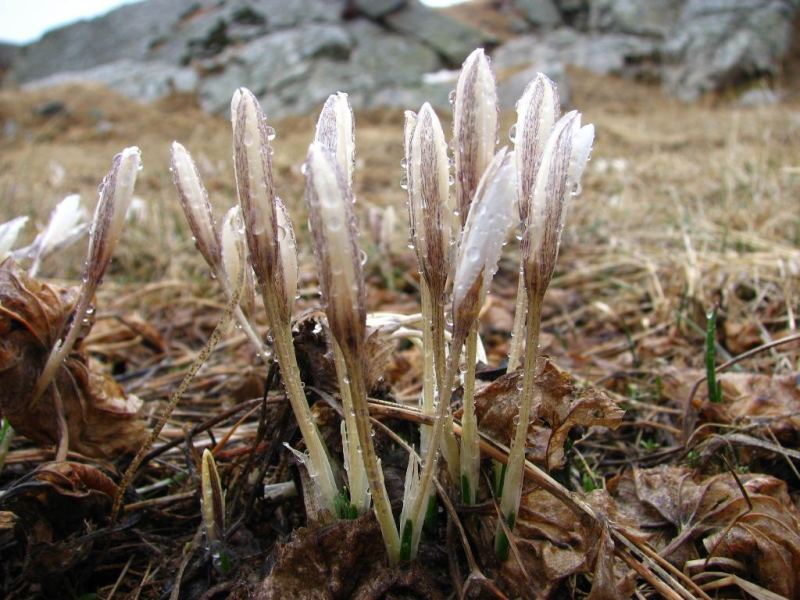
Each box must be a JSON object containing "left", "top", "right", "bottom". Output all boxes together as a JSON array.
[
  {"left": 233, "top": 305, "right": 270, "bottom": 361},
  {"left": 264, "top": 287, "right": 339, "bottom": 518},
  {"left": 430, "top": 296, "right": 459, "bottom": 486},
  {"left": 111, "top": 260, "right": 245, "bottom": 522},
  {"left": 506, "top": 268, "right": 527, "bottom": 372},
  {"left": 30, "top": 291, "right": 93, "bottom": 409},
  {"left": 341, "top": 351, "right": 401, "bottom": 563},
  {"left": 402, "top": 334, "right": 464, "bottom": 560},
  {"left": 495, "top": 293, "right": 541, "bottom": 559},
  {"left": 0, "top": 419, "right": 13, "bottom": 473},
  {"left": 459, "top": 321, "right": 480, "bottom": 503},
  {"left": 332, "top": 338, "right": 369, "bottom": 514},
  {"left": 418, "top": 281, "right": 435, "bottom": 457}
]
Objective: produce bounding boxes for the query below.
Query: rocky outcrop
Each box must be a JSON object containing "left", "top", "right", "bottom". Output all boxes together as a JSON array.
[
  {"left": 662, "top": 0, "right": 796, "bottom": 101},
  {"left": 4, "top": 0, "right": 797, "bottom": 115},
  {"left": 502, "top": 0, "right": 797, "bottom": 101},
  {"left": 7, "top": 0, "right": 489, "bottom": 117}
]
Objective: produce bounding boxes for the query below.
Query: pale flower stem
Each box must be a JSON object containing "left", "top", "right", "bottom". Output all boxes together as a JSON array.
[
  {"left": 266, "top": 293, "right": 339, "bottom": 518},
  {"left": 30, "top": 289, "right": 93, "bottom": 409},
  {"left": 506, "top": 268, "right": 528, "bottom": 372},
  {"left": 341, "top": 351, "right": 401, "bottom": 563},
  {"left": 431, "top": 298, "right": 459, "bottom": 486},
  {"left": 418, "top": 281, "right": 435, "bottom": 457},
  {"left": 232, "top": 305, "right": 269, "bottom": 361},
  {"left": 495, "top": 293, "right": 542, "bottom": 558},
  {"left": 404, "top": 334, "right": 464, "bottom": 555},
  {"left": 459, "top": 322, "right": 480, "bottom": 503},
  {"left": 332, "top": 338, "right": 369, "bottom": 513}
]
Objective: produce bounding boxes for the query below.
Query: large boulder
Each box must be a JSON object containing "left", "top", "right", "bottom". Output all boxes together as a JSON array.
[
  {"left": 589, "top": 0, "right": 684, "bottom": 38},
  {"left": 383, "top": 1, "right": 491, "bottom": 65},
  {"left": 494, "top": 28, "right": 659, "bottom": 78},
  {"left": 512, "top": 0, "right": 563, "bottom": 29},
  {"left": 198, "top": 19, "right": 442, "bottom": 118},
  {"left": 22, "top": 60, "right": 198, "bottom": 102},
  {"left": 662, "top": 0, "right": 796, "bottom": 101}
]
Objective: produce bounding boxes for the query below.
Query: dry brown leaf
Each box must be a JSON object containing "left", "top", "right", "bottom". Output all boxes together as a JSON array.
[
  {"left": 0, "top": 461, "right": 117, "bottom": 580},
  {"left": 257, "top": 516, "right": 443, "bottom": 600},
  {"left": 661, "top": 367, "right": 800, "bottom": 442},
  {"left": 609, "top": 466, "right": 800, "bottom": 598},
  {"left": 474, "top": 358, "right": 624, "bottom": 469},
  {"left": 293, "top": 309, "right": 394, "bottom": 396},
  {"left": 0, "top": 258, "right": 146, "bottom": 458},
  {"left": 473, "top": 488, "right": 637, "bottom": 598}
]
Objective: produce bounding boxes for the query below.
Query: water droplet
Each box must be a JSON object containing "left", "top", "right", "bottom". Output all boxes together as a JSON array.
[
  {"left": 300, "top": 162, "right": 308, "bottom": 175},
  {"left": 508, "top": 123, "right": 517, "bottom": 143},
  {"left": 466, "top": 245, "right": 481, "bottom": 263},
  {"left": 399, "top": 175, "right": 408, "bottom": 190},
  {"left": 243, "top": 133, "right": 254, "bottom": 147},
  {"left": 448, "top": 90, "right": 456, "bottom": 105},
  {"left": 359, "top": 249, "right": 368, "bottom": 266},
  {"left": 400, "top": 157, "right": 407, "bottom": 170},
  {"left": 265, "top": 126, "right": 276, "bottom": 141}
]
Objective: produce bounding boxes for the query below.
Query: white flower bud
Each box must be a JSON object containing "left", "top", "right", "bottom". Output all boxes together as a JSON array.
[
  {"left": 171, "top": 141, "right": 221, "bottom": 272},
  {"left": 453, "top": 48, "right": 499, "bottom": 225},
  {"left": 314, "top": 92, "right": 355, "bottom": 187}
]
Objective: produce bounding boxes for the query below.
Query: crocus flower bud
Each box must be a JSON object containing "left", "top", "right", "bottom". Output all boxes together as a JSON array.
[
  {"left": 451, "top": 147, "right": 517, "bottom": 338},
  {"left": 314, "top": 92, "right": 355, "bottom": 187},
  {"left": 87, "top": 147, "right": 141, "bottom": 285},
  {"left": 453, "top": 48, "right": 499, "bottom": 226},
  {"left": 303, "top": 142, "right": 366, "bottom": 353},
  {"left": 514, "top": 73, "right": 560, "bottom": 221},
  {"left": 201, "top": 448, "right": 225, "bottom": 545},
  {"left": 220, "top": 206, "right": 249, "bottom": 301},
  {"left": 171, "top": 141, "right": 221, "bottom": 272},
  {"left": 0, "top": 216, "right": 28, "bottom": 260},
  {"left": 231, "top": 88, "right": 292, "bottom": 322},
  {"left": 406, "top": 102, "right": 456, "bottom": 303},
  {"left": 522, "top": 112, "right": 594, "bottom": 301}
]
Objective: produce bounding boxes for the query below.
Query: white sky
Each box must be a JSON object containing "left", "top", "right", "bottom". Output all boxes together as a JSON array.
[{"left": 0, "top": 0, "right": 471, "bottom": 45}]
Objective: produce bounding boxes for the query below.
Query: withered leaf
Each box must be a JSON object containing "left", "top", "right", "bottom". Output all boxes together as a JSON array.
[
  {"left": 0, "top": 461, "right": 117, "bottom": 580},
  {"left": 257, "top": 516, "right": 443, "bottom": 600},
  {"left": 0, "top": 258, "right": 146, "bottom": 458},
  {"left": 662, "top": 367, "right": 800, "bottom": 442},
  {"left": 474, "top": 358, "right": 624, "bottom": 469},
  {"left": 609, "top": 466, "right": 800, "bottom": 598},
  {"left": 293, "top": 308, "right": 394, "bottom": 396},
  {"left": 473, "top": 488, "right": 637, "bottom": 599}
]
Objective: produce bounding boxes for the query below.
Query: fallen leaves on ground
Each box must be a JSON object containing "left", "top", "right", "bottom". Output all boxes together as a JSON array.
[
  {"left": 473, "top": 357, "right": 625, "bottom": 470},
  {"left": 0, "top": 259, "right": 146, "bottom": 458},
  {"left": 608, "top": 465, "right": 800, "bottom": 598},
  {"left": 257, "top": 516, "right": 444, "bottom": 599},
  {"left": 662, "top": 367, "right": 800, "bottom": 442},
  {"left": 0, "top": 461, "right": 117, "bottom": 582}
]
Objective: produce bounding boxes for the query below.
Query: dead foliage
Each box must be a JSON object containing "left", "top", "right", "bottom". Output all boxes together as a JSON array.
[
  {"left": 609, "top": 466, "right": 800, "bottom": 598},
  {"left": 0, "top": 259, "right": 147, "bottom": 458},
  {"left": 473, "top": 358, "right": 625, "bottom": 470}
]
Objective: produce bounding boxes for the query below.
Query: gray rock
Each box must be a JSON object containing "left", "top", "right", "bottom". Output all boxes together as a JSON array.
[
  {"left": 589, "top": 0, "right": 684, "bottom": 38},
  {"left": 12, "top": 0, "right": 201, "bottom": 82},
  {"left": 512, "top": 0, "right": 563, "bottom": 29},
  {"left": 198, "top": 22, "right": 354, "bottom": 114},
  {"left": 22, "top": 60, "right": 198, "bottom": 102},
  {"left": 260, "top": 19, "right": 440, "bottom": 118},
  {"left": 384, "top": 1, "right": 490, "bottom": 64},
  {"left": 493, "top": 28, "right": 658, "bottom": 77},
  {"left": 663, "top": 0, "right": 796, "bottom": 101},
  {"left": 351, "top": 0, "right": 406, "bottom": 18},
  {"left": 10, "top": 0, "right": 343, "bottom": 82},
  {"left": 737, "top": 86, "right": 782, "bottom": 107},
  {"left": 497, "top": 63, "right": 571, "bottom": 110}
]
